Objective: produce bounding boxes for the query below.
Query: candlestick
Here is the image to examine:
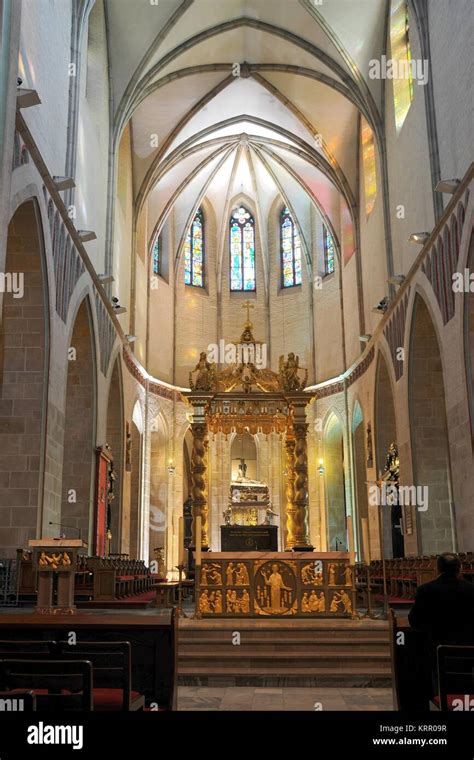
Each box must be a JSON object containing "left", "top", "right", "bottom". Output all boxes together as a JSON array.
[
  {"left": 178, "top": 516, "right": 184, "bottom": 567},
  {"left": 361, "top": 517, "right": 371, "bottom": 563},
  {"left": 347, "top": 514, "right": 355, "bottom": 562}
]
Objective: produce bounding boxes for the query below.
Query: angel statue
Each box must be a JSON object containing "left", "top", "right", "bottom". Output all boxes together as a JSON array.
[
  {"left": 189, "top": 352, "right": 216, "bottom": 391},
  {"left": 279, "top": 352, "right": 306, "bottom": 391}
]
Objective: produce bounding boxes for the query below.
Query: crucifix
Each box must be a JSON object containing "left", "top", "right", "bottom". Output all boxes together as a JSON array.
[{"left": 242, "top": 300, "right": 254, "bottom": 325}]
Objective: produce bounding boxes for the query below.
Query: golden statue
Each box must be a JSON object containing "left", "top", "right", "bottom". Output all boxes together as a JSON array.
[
  {"left": 278, "top": 352, "right": 308, "bottom": 392},
  {"left": 301, "top": 562, "right": 323, "bottom": 586},
  {"left": 214, "top": 590, "right": 223, "bottom": 613},
  {"left": 235, "top": 563, "right": 249, "bottom": 585},
  {"left": 319, "top": 592, "right": 326, "bottom": 612},
  {"left": 199, "top": 590, "right": 211, "bottom": 613},
  {"left": 226, "top": 562, "right": 236, "bottom": 585},
  {"left": 343, "top": 566, "right": 353, "bottom": 586},
  {"left": 301, "top": 592, "right": 310, "bottom": 613},
  {"left": 263, "top": 563, "right": 292, "bottom": 613},
  {"left": 330, "top": 592, "right": 341, "bottom": 613},
  {"left": 308, "top": 590, "right": 319, "bottom": 612},
  {"left": 205, "top": 563, "right": 222, "bottom": 586},
  {"left": 240, "top": 589, "right": 250, "bottom": 613},
  {"left": 226, "top": 589, "right": 240, "bottom": 613},
  {"left": 340, "top": 590, "right": 352, "bottom": 614},
  {"left": 189, "top": 352, "right": 217, "bottom": 391},
  {"left": 328, "top": 563, "right": 337, "bottom": 585}
]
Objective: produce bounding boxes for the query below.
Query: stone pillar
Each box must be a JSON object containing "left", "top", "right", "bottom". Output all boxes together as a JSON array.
[
  {"left": 190, "top": 420, "right": 209, "bottom": 549},
  {"left": 285, "top": 402, "right": 312, "bottom": 550}
]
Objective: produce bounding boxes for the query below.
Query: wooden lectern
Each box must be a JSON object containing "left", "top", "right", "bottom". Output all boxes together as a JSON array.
[{"left": 28, "top": 538, "right": 88, "bottom": 614}]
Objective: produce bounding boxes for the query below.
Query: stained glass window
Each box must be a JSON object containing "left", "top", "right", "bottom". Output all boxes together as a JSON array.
[
  {"left": 361, "top": 118, "right": 377, "bottom": 216},
  {"left": 184, "top": 208, "right": 204, "bottom": 287},
  {"left": 152, "top": 235, "right": 160, "bottom": 276},
  {"left": 280, "top": 207, "right": 302, "bottom": 288},
  {"left": 390, "top": 0, "right": 414, "bottom": 132},
  {"left": 323, "top": 226, "right": 335, "bottom": 275},
  {"left": 230, "top": 206, "right": 255, "bottom": 291}
]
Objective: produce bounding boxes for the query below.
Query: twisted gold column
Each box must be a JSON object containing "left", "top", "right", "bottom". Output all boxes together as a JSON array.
[
  {"left": 286, "top": 421, "right": 312, "bottom": 549},
  {"left": 191, "top": 422, "right": 209, "bottom": 548}
]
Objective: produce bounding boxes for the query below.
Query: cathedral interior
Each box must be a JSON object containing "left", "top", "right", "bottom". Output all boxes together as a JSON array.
[{"left": 0, "top": 0, "right": 473, "bottom": 736}]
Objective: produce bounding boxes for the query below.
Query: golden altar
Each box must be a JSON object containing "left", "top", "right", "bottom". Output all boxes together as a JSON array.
[{"left": 196, "top": 552, "right": 356, "bottom": 618}]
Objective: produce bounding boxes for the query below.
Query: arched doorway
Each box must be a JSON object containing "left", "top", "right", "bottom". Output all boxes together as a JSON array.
[
  {"left": 149, "top": 413, "right": 168, "bottom": 565},
  {"left": 183, "top": 428, "right": 193, "bottom": 557},
  {"left": 61, "top": 299, "right": 96, "bottom": 544},
  {"left": 129, "top": 401, "right": 143, "bottom": 559},
  {"left": 323, "top": 414, "right": 346, "bottom": 551},
  {"left": 374, "top": 351, "right": 402, "bottom": 558},
  {"left": 106, "top": 357, "right": 123, "bottom": 553},
  {"left": 464, "top": 232, "right": 474, "bottom": 440},
  {"left": 0, "top": 201, "right": 49, "bottom": 556},
  {"left": 409, "top": 294, "right": 455, "bottom": 553},
  {"left": 352, "top": 402, "right": 368, "bottom": 560},
  {"left": 231, "top": 432, "right": 257, "bottom": 481}
]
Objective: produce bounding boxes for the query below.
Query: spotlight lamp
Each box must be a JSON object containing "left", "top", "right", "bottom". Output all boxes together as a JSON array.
[
  {"left": 78, "top": 230, "right": 97, "bottom": 243},
  {"left": 53, "top": 176, "right": 75, "bottom": 191},
  {"left": 372, "top": 296, "right": 389, "bottom": 315},
  {"left": 387, "top": 275, "right": 405, "bottom": 286},
  {"left": 17, "top": 88, "right": 41, "bottom": 108},
  {"left": 408, "top": 232, "right": 430, "bottom": 245},
  {"left": 111, "top": 297, "right": 126, "bottom": 315},
  {"left": 435, "top": 179, "right": 461, "bottom": 194}
]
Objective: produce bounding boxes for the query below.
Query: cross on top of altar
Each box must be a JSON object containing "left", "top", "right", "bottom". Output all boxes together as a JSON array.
[{"left": 242, "top": 300, "right": 254, "bottom": 326}]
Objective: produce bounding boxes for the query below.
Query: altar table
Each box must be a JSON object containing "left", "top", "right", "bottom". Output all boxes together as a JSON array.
[{"left": 196, "top": 552, "right": 356, "bottom": 618}]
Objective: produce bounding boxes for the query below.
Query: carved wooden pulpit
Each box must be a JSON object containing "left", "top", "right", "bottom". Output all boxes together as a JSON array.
[{"left": 28, "top": 538, "right": 88, "bottom": 614}]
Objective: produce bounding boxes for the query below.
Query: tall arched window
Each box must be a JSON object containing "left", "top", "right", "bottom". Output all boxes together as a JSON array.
[
  {"left": 323, "top": 225, "right": 335, "bottom": 275},
  {"left": 184, "top": 208, "right": 204, "bottom": 287},
  {"left": 280, "top": 206, "right": 302, "bottom": 288},
  {"left": 390, "top": 0, "right": 414, "bottom": 132},
  {"left": 151, "top": 234, "right": 160, "bottom": 276},
  {"left": 230, "top": 206, "right": 256, "bottom": 291}
]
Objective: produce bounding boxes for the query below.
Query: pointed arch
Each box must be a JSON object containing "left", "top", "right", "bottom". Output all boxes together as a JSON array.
[
  {"left": 323, "top": 411, "right": 346, "bottom": 551},
  {"left": 61, "top": 296, "right": 97, "bottom": 544},
  {"left": 0, "top": 200, "right": 50, "bottom": 556},
  {"left": 409, "top": 293, "right": 455, "bottom": 553},
  {"left": 184, "top": 206, "right": 205, "bottom": 287}
]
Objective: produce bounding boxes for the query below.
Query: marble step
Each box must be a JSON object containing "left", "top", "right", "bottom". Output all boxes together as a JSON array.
[
  {"left": 179, "top": 663, "right": 392, "bottom": 676},
  {"left": 179, "top": 627, "right": 390, "bottom": 641},
  {"left": 179, "top": 639, "right": 389, "bottom": 653}
]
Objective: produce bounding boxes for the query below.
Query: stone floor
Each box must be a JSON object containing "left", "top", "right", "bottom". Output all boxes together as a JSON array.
[{"left": 178, "top": 686, "right": 394, "bottom": 711}]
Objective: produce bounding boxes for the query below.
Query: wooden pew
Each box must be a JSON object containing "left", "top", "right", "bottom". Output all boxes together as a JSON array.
[{"left": 0, "top": 608, "right": 177, "bottom": 710}]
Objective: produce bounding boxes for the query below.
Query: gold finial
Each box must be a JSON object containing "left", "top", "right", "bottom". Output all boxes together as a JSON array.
[{"left": 242, "top": 300, "right": 254, "bottom": 326}]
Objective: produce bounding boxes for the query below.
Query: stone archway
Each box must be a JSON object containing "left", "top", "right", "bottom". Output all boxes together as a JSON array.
[
  {"left": 409, "top": 294, "right": 455, "bottom": 553},
  {"left": 129, "top": 401, "right": 143, "bottom": 559},
  {"left": 323, "top": 414, "right": 346, "bottom": 551},
  {"left": 352, "top": 402, "right": 368, "bottom": 560},
  {"left": 106, "top": 357, "right": 123, "bottom": 553},
  {"left": 61, "top": 299, "right": 96, "bottom": 544},
  {"left": 374, "top": 351, "right": 398, "bottom": 559},
  {"left": 149, "top": 413, "right": 168, "bottom": 565},
  {"left": 0, "top": 201, "right": 49, "bottom": 557},
  {"left": 464, "top": 232, "right": 474, "bottom": 441}
]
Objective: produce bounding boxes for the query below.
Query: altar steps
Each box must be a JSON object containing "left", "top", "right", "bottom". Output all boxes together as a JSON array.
[{"left": 178, "top": 618, "right": 391, "bottom": 682}]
